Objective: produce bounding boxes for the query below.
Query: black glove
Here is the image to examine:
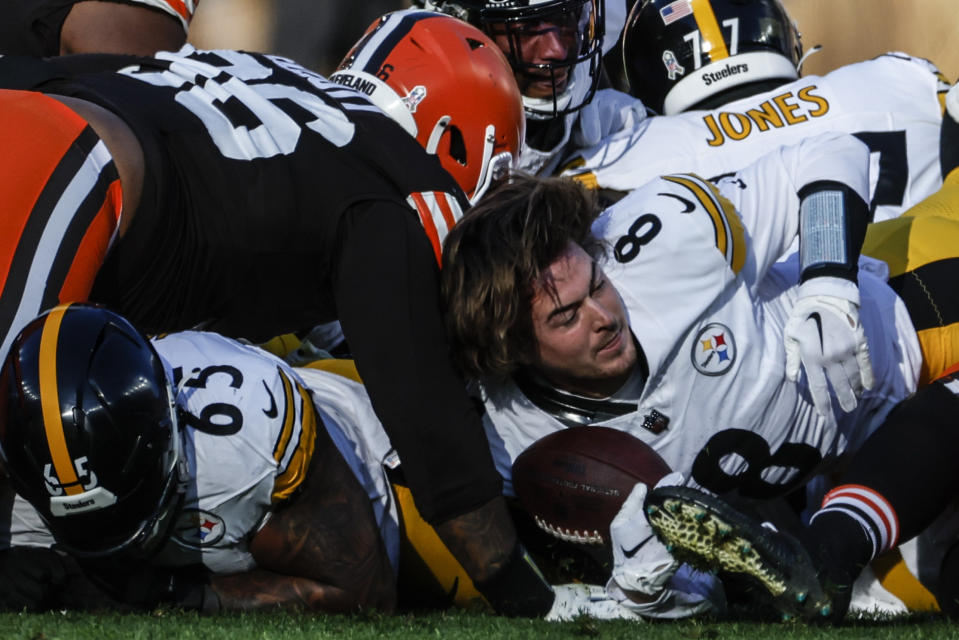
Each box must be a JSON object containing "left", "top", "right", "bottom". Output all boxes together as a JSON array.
[
  {"left": 79, "top": 560, "right": 220, "bottom": 613},
  {"left": 0, "top": 546, "right": 70, "bottom": 611}
]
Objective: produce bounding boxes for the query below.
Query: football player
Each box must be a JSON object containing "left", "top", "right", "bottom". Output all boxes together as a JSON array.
[
  {"left": 331, "top": 9, "right": 525, "bottom": 206},
  {"left": 642, "top": 85, "right": 959, "bottom": 622},
  {"left": 0, "top": 17, "right": 554, "bottom": 617},
  {"left": 0, "top": 303, "right": 395, "bottom": 612},
  {"left": 560, "top": 0, "right": 950, "bottom": 222},
  {"left": 411, "top": 0, "right": 648, "bottom": 176},
  {"left": 0, "top": 303, "right": 640, "bottom": 620},
  {"left": 440, "top": 129, "right": 959, "bottom": 619},
  {"left": 0, "top": 0, "right": 195, "bottom": 56}
]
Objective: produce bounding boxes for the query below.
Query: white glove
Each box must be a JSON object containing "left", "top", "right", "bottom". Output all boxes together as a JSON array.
[
  {"left": 546, "top": 583, "right": 644, "bottom": 621},
  {"left": 784, "top": 276, "right": 875, "bottom": 416},
  {"left": 572, "top": 88, "right": 647, "bottom": 148},
  {"left": 609, "top": 472, "right": 684, "bottom": 597}
]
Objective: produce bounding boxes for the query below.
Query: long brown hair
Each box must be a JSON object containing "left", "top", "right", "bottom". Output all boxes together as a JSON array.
[{"left": 441, "top": 174, "right": 603, "bottom": 380}]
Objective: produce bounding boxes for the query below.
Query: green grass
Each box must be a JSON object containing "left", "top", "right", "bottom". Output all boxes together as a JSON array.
[{"left": 3, "top": 610, "right": 959, "bottom": 640}]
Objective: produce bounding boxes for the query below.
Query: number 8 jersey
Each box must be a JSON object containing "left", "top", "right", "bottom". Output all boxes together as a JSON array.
[{"left": 481, "top": 133, "right": 923, "bottom": 503}]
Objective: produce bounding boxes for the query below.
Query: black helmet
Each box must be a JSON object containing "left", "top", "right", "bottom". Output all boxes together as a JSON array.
[
  {"left": 415, "top": 0, "right": 606, "bottom": 118},
  {"left": 623, "top": 0, "right": 802, "bottom": 114},
  {"left": 0, "top": 303, "right": 183, "bottom": 558}
]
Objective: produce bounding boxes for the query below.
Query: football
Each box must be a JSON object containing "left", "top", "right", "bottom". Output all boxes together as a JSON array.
[{"left": 511, "top": 426, "right": 671, "bottom": 546}]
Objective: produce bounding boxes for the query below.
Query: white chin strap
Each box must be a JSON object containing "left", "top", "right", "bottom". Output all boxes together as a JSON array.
[
  {"left": 426, "top": 120, "right": 509, "bottom": 205},
  {"left": 470, "top": 124, "right": 500, "bottom": 205}
]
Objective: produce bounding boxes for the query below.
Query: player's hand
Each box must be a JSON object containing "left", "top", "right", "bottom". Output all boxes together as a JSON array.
[
  {"left": 546, "top": 583, "right": 644, "bottom": 621},
  {"left": 609, "top": 473, "right": 685, "bottom": 597},
  {"left": 784, "top": 276, "right": 874, "bottom": 416},
  {"left": 0, "top": 546, "right": 70, "bottom": 611},
  {"left": 572, "top": 89, "right": 647, "bottom": 148}
]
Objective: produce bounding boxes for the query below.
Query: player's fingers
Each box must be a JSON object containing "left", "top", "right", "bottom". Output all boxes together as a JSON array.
[
  {"left": 804, "top": 363, "right": 831, "bottom": 416},
  {"left": 828, "top": 359, "right": 859, "bottom": 413},
  {"left": 857, "top": 345, "right": 875, "bottom": 391},
  {"left": 784, "top": 336, "right": 802, "bottom": 381}
]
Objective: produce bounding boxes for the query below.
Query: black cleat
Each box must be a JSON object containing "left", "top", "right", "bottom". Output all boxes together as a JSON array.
[{"left": 644, "top": 485, "right": 837, "bottom": 623}]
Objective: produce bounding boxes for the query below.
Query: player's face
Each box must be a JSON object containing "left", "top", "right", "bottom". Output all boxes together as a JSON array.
[
  {"left": 489, "top": 16, "right": 580, "bottom": 99},
  {"left": 529, "top": 242, "right": 637, "bottom": 397}
]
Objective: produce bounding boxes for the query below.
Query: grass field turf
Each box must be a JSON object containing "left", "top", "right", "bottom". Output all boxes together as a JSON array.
[{"left": 2, "top": 610, "right": 959, "bottom": 640}]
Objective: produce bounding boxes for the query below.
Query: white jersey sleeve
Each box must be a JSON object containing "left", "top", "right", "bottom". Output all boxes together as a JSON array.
[
  {"left": 0, "top": 334, "right": 401, "bottom": 575},
  {"left": 293, "top": 365, "right": 400, "bottom": 571},
  {"left": 714, "top": 131, "right": 871, "bottom": 285},
  {"left": 593, "top": 172, "right": 745, "bottom": 374},
  {"left": 594, "top": 131, "right": 869, "bottom": 371},
  {"left": 150, "top": 332, "right": 323, "bottom": 573},
  {"left": 1, "top": 480, "right": 55, "bottom": 549},
  {"left": 562, "top": 53, "right": 947, "bottom": 221}
]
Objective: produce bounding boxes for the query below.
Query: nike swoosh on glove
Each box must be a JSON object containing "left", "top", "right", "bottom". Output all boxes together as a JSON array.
[
  {"left": 608, "top": 473, "right": 685, "bottom": 597},
  {"left": 784, "top": 277, "right": 875, "bottom": 416}
]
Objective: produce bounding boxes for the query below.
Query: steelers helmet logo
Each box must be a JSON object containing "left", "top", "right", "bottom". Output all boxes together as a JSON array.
[
  {"left": 172, "top": 509, "right": 226, "bottom": 548},
  {"left": 691, "top": 323, "right": 736, "bottom": 376}
]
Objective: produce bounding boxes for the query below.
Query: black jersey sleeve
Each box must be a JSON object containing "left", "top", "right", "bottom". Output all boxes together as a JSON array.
[
  {"left": 333, "top": 198, "right": 503, "bottom": 525},
  {"left": 0, "top": 0, "right": 75, "bottom": 56}
]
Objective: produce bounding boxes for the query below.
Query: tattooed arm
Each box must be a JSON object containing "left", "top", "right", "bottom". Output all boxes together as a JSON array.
[{"left": 211, "top": 423, "right": 397, "bottom": 613}]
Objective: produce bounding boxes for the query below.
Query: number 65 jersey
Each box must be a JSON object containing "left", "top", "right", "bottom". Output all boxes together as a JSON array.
[
  {"left": 481, "top": 132, "right": 923, "bottom": 503},
  {"left": 3, "top": 331, "right": 400, "bottom": 576},
  {"left": 149, "top": 331, "right": 399, "bottom": 574}
]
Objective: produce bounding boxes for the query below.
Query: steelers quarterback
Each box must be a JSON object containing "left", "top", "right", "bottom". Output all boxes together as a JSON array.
[{"left": 441, "top": 127, "right": 959, "bottom": 619}]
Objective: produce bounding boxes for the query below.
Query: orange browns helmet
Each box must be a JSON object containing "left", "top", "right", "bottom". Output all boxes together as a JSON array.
[{"left": 333, "top": 9, "right": 525, "bottom": 205}]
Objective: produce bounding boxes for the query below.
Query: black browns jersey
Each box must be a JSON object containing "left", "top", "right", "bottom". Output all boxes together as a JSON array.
[{"left": 9, "top": 46, "right": 469, "bottom": 340}]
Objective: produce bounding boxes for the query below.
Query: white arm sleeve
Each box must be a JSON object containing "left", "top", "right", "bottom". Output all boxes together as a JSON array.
[{"left": 717, "top": 132, "right": 871, "bottom": 287}]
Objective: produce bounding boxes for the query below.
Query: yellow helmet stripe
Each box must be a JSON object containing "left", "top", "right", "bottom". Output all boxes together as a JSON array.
[
  {"left": 39, "top": 304, "right": 82, "bottom": 496},
  {"left": 691, "top": 0, "right": 730, "bottom": 62}
]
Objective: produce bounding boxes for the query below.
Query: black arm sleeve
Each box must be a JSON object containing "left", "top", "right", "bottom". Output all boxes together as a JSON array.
[
  {"left": 0, "top": 0, "right": 73, "bottom": 56},
  {"left": 333, "top": 199, "right": 503, "bottom": 524},
  {"left": 797, "top": 180, "right": 870, "bottom": 284}
]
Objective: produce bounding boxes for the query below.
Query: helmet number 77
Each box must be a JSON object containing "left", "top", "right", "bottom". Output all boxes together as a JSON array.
[{"left": 683, "top": 18, "right": 740, "bottom": 70}]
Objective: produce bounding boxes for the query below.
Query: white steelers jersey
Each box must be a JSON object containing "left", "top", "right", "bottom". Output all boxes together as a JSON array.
[
  {"left": 561, "top": 53, "right": 949, "bottom": 222},
  {"left": 481, "top": 132, "right": 922, "bottom": 505},
  {"left": 518, "top": 110, "right": 578, "bottom": 177},
  {"left": 3, "top": 332, "right": 399, "bottom": 574}
]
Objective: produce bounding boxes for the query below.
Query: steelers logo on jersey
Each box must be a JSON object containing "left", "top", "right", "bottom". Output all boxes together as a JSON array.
[
  {"left": 172, "top": 509, "right": 226, "bottom": 548},
  {"left": 691, "top": 323, "right": 736, "bottom": 376}
]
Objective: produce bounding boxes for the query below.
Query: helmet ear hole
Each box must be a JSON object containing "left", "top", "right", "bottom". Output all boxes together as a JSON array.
[{"left": 447, "top": 125, "right": 468, "bottom": 166}]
